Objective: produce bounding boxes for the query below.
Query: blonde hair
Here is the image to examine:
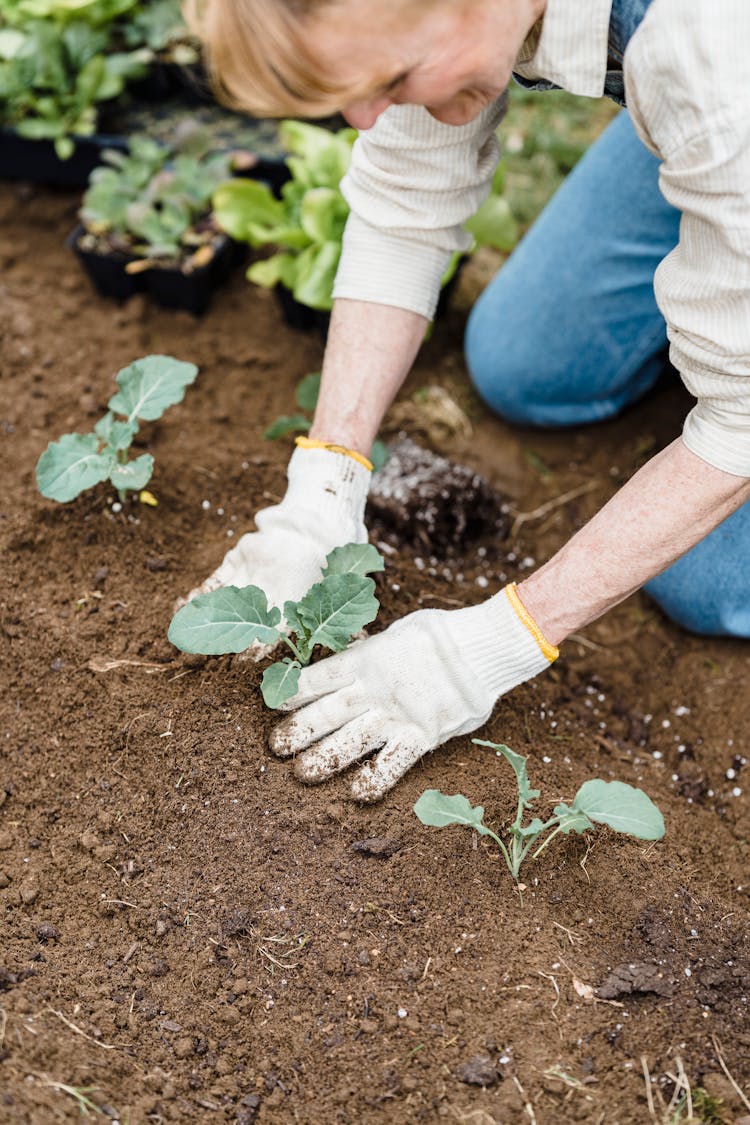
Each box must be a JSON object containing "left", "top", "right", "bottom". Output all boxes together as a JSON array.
[{"left": 185, "top": 0, "right": 396, "bottom": 118}]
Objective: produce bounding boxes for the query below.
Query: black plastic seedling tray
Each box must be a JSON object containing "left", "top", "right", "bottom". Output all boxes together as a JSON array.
[{"left": 67, "top": 224, "right": 246, "bottom": 315}]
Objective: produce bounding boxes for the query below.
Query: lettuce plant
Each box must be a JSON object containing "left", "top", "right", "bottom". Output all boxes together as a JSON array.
[
  {"left": 212, "top": 120, "right": 355, "bottom": 313},
  {"left": 414, "top": 739, "right": 664, "bottom": 882},
  {"left": 36, "top": 354, "right": 198, "bottom": 502},
  {"left": 168, "top": 543, "right": 384, "bottom": 708},
  {"left": 0, "top": 16, "right": 148, "bottom": 158}
]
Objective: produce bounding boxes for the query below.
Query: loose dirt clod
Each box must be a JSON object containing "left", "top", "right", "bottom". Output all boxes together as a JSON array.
[
  {"left": 350, "top": 837, "right": 403, "bottom": 858},
  {"left": 367, "top": 436, "right": 508, "bottom": 550},
  {"left": 596, "top": 961, "right": 675, "bottom": 999},
  {"left": 455, "top": 1054, "right": 501, "bottom": 1087}
]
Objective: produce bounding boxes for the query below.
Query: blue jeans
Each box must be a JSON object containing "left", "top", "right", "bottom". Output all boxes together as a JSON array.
[{"left": 465, "top": 110, "right": 750, "bottom": 638}]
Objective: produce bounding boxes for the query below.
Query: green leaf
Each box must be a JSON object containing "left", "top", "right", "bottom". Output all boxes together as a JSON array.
[
  {"left": 552, "top": 803, "right": 594, "bottom": 835},
  {"left": 212, "top": 178, "right": 283, "bottom": 240},
  {"left": 108, "top": 452, "right": 154, "bottom": 492},
  {"left": 246, "top": 253, "right": 297, "bottom": 290},
  {"left": 292, "top": 241, "right": 340, "bottom": 311},
  {"left": 473, "top": 740, "right": 541, "bottom": 807},
  {"left": 108, "top": 355, "right": 198, "bottom": 424},
  {"left": 572, "top": 780, "right": 665, "bottom": 841},
  {"left": 370, "top": 439, "right": 389, "bottom": 472},
  {"left": 282, "top": 600, "right": 306, "bottom": 639},
  {"left": 295, "top": 573, "right": 378, "bottom": 653},
  {"left": 413, "top": 790, "right": 493, "bottom": 835},
  {"left": 94, "top": 412, "right": 138, "bottom": 451},
  {"left": 295, "top": 371, "right": 321, "bottom": 412},
  {"left": 322, "top": 543, "right": 384, "bottom": 579},
  {"left": 54, "top": 135, "right": 74, "bottom": 160},
  {"left": 517, "top": 817, "right": 547, "bottom": 839},
  {"left": 464, "top": 196, "right": 519, "bottom": 252},
  {"left": 263, "top": 414, "right": 310, "bottom": 441},
  {"left": 261, "top": 659, "right": 301, "bottom": 708},
  {"left": 168, "top": 585, "right": 282, "bottom": 654},
  {"left": 299, "top": 187, "right": 348, "bottom": 243},
  {"left": 36, "top": 432, "right": 114, "bottom": 502}
]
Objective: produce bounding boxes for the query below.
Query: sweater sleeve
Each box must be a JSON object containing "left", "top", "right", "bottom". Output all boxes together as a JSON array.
[
  {"left": 625, "top": 0, "right": 750, "bottom": 477},
  {"left": 333, "top": 98, "right": 507, "bottom": 319}
]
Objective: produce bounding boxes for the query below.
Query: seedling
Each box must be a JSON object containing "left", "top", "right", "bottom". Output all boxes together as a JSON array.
[
  {"left": 264, "top": 370, "right": 388, "bottom": 471},
  {"left": 79, "top": 131, "right": 235, "bottom": 263},
  {"left": 36, "top": 354, "right": 198, "bottom": 502},
  {"left": 414, "top": 739, "right": 664, "bottom": 882},
  {"left": 168, "top": 542, "right": 384, "bottom": 708}
]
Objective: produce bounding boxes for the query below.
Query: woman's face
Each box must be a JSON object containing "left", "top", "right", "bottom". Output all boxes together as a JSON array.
[{"left": 304, "top": 0, "right": 546, "bottom": 129}]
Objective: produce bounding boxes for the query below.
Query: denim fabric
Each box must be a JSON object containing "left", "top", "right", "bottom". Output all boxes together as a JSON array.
[
  {"left": 465, "top": 111, "right": 750, "bottom": 639},
  {"left": 513, "top": 0, "right": 654, "bottom": 106}
]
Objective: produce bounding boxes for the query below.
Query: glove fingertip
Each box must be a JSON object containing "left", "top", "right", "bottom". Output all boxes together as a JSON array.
[
  {"left": 293, "top": 754, "right": 331, "bottom": 786},
  {"left": 350, "top": 763, "right": 387, "bottom": 804}
]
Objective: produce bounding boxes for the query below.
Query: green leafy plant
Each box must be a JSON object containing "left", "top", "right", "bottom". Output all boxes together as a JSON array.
[
  {"left": 212, "top": 120, "right": 355, "bottom": 313},
  {"left": 1, "top": 0, "right": 138, "bottom": 27},
  {"left": 0, "top": 16, "right": 148, "bottom": 158},
  {"left": 78, "top": 131, "right": 235, "bottom": 262},
  {"left": 36, "top": 354, "right": 198, "bottom": 502},
  {"left": 168, "top": 543, "right": 384, "bottom": 708},
  {"left": 414, "top": 739, "right": 664, "bottom": 882},
  {"left": 264, "top": 371, "right": 388, "bottom": 471},
  {"left": 464, "top": 160, "right": 520, "bottom": 252},
  {"left": 121, "top": 0, "right": 198, "bottom": 62}
]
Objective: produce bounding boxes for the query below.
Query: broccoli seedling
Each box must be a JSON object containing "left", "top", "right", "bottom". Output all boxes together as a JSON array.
[
  {"left": 36, "top": 354, "right": 198, "bottom": 502},
  {"left": 168, "top": 543, "right": 384, "bottom": 708},
  {"left": 414, "top": 739, "right": 664, "bottom": 882},
  {"left": 264, "top": 371, "right": 388, "bottom": 471}
]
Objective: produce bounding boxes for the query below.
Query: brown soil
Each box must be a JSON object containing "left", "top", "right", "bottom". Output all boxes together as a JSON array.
[{"left": 1, "top": 181, "right": 749, "bottom": 1125}]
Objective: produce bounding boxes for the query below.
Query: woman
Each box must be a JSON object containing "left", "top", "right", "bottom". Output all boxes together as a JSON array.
[{"left": 184, "top": 0, "right": 750, "bottom": 801}]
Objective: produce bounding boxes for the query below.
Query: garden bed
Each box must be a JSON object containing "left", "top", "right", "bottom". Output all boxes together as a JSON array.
[{"left": 1, "top": 180, "right": 749, "bottom": 1125}]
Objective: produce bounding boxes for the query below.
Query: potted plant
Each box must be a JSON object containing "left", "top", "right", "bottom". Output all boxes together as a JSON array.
[
  {"left": 211, "top": 119, "right": 354, "bottom": 334},
  {"left": 68, "top": 129, "right": 246, "bottom": 313},
  {"left": 0, "top": 1, "right": 149, "bottom": 178},
  {"left": 120, "top": 0, "right": 207, "bottom": 104}
]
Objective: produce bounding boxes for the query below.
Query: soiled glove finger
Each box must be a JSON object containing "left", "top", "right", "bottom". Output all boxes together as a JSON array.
[
  {"left": 293, "top": 714, "right": 386, "bottom": 784},
  {"left": 274, "top": 653, "right": 356, "bottom": 713},
  {"left": 269, "top": 687, "right": 366, "bottom": 758},
  {"left": 351, "top": 740, "right": 427, "bottom": 804}
]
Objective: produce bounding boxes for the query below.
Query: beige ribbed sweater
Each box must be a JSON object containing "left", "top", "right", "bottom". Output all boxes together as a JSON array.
[{"left": 333, "top": 0, "right": 750, "bottom": 478}]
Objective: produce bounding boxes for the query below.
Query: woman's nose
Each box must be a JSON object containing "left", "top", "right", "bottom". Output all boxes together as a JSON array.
[{"left": 342, "top": 95, "right": 392, "bottom": 130}]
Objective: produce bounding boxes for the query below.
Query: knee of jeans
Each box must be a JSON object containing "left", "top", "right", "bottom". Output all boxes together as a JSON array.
[
  {"left": 465, "top": 293, "right": 551, "bottom": 425},
  {"left": 645, "top": 573, "right": 750, "bottom": 639}
]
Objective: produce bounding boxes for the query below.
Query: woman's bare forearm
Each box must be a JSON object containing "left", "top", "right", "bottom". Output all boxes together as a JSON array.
[
  {"left": 309, "top": 298, "right": 428, "bottom": 455},
  {"left": 519, "top": 437, "right": 750, "bottom": 645}
]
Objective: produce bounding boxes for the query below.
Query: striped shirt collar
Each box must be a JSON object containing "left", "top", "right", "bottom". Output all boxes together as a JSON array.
[{"left": 515, "top": 0, "right": 614, "bottom": 97}]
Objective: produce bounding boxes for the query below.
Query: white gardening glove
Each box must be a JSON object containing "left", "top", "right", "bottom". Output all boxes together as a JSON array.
[
  {"left": 179, "top": 444, "right": 371, "bottom": 655},
  {"left": 269, "top": 584, "right": 558, "bottom": 801}
]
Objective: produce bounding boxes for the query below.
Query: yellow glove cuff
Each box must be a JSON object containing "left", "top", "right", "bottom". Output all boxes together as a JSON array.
[
  {"left": 295, "top": 435, "right": 373, "bottom": 472},
  {"left": 505, "top": 583, "right": 559, "bottom": 664}
]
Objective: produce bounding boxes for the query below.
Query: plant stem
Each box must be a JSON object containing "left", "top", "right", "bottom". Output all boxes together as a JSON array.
[
  {"left": 280, "top": 635, "right": 306, "bottom": 664},
  {"left": 481, "top": 827, "right": 514, "bottom": 877},
  {"left": 530, "top": 822, "right": 565, "bottom": 861}
]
